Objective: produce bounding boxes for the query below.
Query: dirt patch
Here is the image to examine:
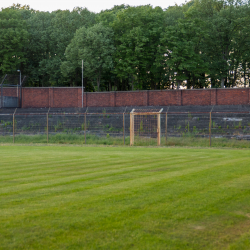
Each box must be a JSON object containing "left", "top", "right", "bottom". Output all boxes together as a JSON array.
[{"left": 193, "top": 225, "right": 205, "bottom": 230}]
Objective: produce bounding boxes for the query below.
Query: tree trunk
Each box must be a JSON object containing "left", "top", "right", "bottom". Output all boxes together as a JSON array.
[
  {"left": 177, "top": 80, "right": 181, "bottom": 90},
  {"left": 221, "top": 77, "right": 224, "bottom": 88},
  {"left": 96, "top": 71, "right": 101, "bottom": 92},
  {"left": 244, "top": 69, "right": 246, "bottom": 88},
  {"left": 233, "top": 70, "right": 236, "bottom": 87},
  {"left": 109, "top": 80, "right": 111, "bottom": 91},
  {"left": 131, "top": 76, "right": 134, "bottom": 91}
]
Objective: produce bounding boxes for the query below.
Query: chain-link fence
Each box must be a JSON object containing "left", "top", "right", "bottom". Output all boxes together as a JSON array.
[
  {"left": 0, "top": 74, "right": 23, "bottom": 108},
  {"left": 0, "top": 111, "right": 250, "bottom": 146}
]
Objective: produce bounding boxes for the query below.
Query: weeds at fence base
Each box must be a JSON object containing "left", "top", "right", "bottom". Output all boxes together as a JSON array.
[
  {"left": 0, "top": 134, "right": 250, "bottom": 148},
  {"left": 0, "top": 134, "right": 130, "bottom": 145},
  {"left": 164, "top": 136, "right": 250, "bottom": 148}
]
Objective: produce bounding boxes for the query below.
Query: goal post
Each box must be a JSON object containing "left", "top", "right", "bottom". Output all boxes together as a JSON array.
[{"left": 130, "top": 108, "right": 163, "bottom": 146}]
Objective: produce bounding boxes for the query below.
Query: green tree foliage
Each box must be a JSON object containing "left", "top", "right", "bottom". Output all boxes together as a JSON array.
[
  {"left": 61, "top": 23, "right": 115, "bottom": 91},
  {"left": 185, "top": 0, "right": 250, "bottom": 88},
  {"left": 112, "top": 5, "right": 165, "bottom": 90},
  {"left": 1, "top": 1, "right": 250, "bottom": 90},
  {"left": 0, "top": 7, "right": 29, "bottom": 74},
  {"left": 25, "top": 8, "right": 96, "bottom": 86}
]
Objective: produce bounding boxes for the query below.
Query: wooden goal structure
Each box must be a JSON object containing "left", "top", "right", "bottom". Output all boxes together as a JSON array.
[{"left": 130, "top": 108, "right": 163, "bottom": 146}]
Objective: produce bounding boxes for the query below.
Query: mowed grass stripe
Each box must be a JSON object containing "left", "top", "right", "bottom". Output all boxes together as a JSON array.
[
  {"left": 0, "top": 151, "right": 234, "bottom": 198},
  {"left": 1, "top": 146, "right": 250, "bottom": 249},
  {"left": 1, "top": 160, "right": 221, "bottom": 201},
  {"left": 0, "top": 149, "right": 226, "bottom": 179},
  {"left": 1, "top": 153, "right": 247, "bottom": 206},
  {"left": 1, "top": 159, "right": 248, "bottom": 211},
  {"left": 0, "top": 150, "right": 218, "bottom": 190}
]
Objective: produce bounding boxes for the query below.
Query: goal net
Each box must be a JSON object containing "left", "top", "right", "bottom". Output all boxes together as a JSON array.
[{"left": 130, "top": 108, "right": 163, "bottom": 146}]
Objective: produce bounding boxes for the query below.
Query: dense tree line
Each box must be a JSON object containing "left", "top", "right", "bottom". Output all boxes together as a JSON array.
[{"left": 1, "top": 0, "right": 250, "bottom": 91}]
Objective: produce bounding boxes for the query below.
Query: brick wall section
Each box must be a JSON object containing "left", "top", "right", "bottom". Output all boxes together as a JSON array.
[
  {"left": 85, "top": 92, "right": 113, "bottom": 107},
  {"left": 216, "top": 89, "right": 249, "bottom": 105},
  {"left": 148, "top": 90, "right": 181, "bottom": 106},
  {"left": 116, "top": 91, "right": 145, "bottom": 106},
  {"left": 22, "top": 88, "right": 49, "bottom": 108},
  {"left": 53, "top": 88, "right": 78, "bottom": 108},
  {"left": 110, "top": 92, "right": 116, "bottom": 107},
  {"left": 182, "top": 89, "right": 211, "bottom": 106},
  {"left": 78, "top": 88, "right": 82, "bottom": 107},
  {"left": 49, "top": 88, "right": 53, "bottom": 107},
  {"left": 211, "top": 89, "right": 217, "bottom": 105},
  {"left": 143, "top": 91, "right": 148, "bottom": 106},
  {"left": 20, "top": 87, "right": 250, "bottom": 108}
]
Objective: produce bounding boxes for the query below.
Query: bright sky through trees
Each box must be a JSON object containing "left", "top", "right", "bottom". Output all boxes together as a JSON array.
[{"left": 0, "top": 0, "right": 186, "bottom": 13}]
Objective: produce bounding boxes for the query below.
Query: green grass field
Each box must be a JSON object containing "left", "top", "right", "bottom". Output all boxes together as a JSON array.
[{"left": 1, "top": 145, "right": 250, "bottom": 249}]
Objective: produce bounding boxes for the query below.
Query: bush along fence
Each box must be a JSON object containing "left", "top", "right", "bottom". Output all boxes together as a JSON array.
[{"left": 0, "top": 110, "right": 250, "bottom": 147}]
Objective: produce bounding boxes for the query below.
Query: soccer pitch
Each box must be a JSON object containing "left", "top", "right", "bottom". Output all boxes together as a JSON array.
[{"left": 1, "top": 145, "right": 250, "bottom": 250}]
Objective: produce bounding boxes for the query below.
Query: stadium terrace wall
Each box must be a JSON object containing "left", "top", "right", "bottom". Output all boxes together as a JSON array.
[{"left": 19, "top": 87, "right": 250, "bottom": 108}]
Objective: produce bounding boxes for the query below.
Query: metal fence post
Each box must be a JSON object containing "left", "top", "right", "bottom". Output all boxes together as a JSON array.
[
  {"left": 13, "top": 113, "right": 15, "bottom": 143},
  {"left": 47, "top": 113, "right": 49, "bottom": 143},
  {"left": 123, "top": 113, "right": 125, "bottom": 145},
  {"left": 130, "top": 112, "right": 134, "bottom": 146},
  {"left": 157, "top": 113, "right": 161, "bottom": 146},
  {"left": 209, "top": 112, "right": 212, "bottom": 147},
  {"left": 165, "top": 112, "right": 168, "bottom": 144},
  {"left": 85, "top": 112, "right": 87, "bottom": 144}
]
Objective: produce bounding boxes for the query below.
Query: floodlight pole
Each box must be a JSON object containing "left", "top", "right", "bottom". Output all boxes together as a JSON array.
[{"left": 17, "top": 70, "right": 21, "bottom": 85}]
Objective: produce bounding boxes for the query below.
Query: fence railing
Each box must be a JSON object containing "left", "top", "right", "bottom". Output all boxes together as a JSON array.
[{"left": 0, "top": 111, "right": 250, "bottom": 146}]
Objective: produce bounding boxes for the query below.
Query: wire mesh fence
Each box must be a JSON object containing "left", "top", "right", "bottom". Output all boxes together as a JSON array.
[
  {"left": 0, "top": 74, "right": 23, "bottom": 108},
  {"left": 1, "top": 111, "right": 250, "bottom": 146},
  {"left": 133, "top": 114, "right": 159, "bottom": 146}
]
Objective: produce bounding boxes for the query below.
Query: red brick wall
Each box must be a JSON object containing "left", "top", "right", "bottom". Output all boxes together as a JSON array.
[
  {"left": 20, "top": 87, "right": 250, "bottom": 108},
  {"left": 53, "top": 88, "right": 78, "bottom": 108},
  {"left": 22, "top": 88, "right": 49, "bottom": 108},
  {"left": 182, "top": 89, "right": 211, "bottom": 106},
  {"left": 85, "top": 92, "right": 113, "bottom": 107},
  {"left": 116, "top": 92, "right": 145, "bottom": 106},
  {"left": 148, "top": 90, "right": 181, "bottom": 106},
  {"left": 216, "top": 89, "right": 249, "bottom": 105}
]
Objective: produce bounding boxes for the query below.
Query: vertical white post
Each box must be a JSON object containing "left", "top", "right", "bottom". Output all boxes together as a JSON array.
[
  {"left": 157, "top": 113, "right": 161, "bottom": 146},
  {"left": 130, "top": 113, "right": 134, "bottom": 146}
]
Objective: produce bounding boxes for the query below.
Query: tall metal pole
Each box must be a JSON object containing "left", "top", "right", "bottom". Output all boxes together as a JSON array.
[{"left": 82, "top": 60, "right": 83, "bottom": 108}]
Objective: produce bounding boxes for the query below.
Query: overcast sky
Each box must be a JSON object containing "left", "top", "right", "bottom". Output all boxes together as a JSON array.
[{"left": 1, "top": 0, "right": 186, "bottom": 13}]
